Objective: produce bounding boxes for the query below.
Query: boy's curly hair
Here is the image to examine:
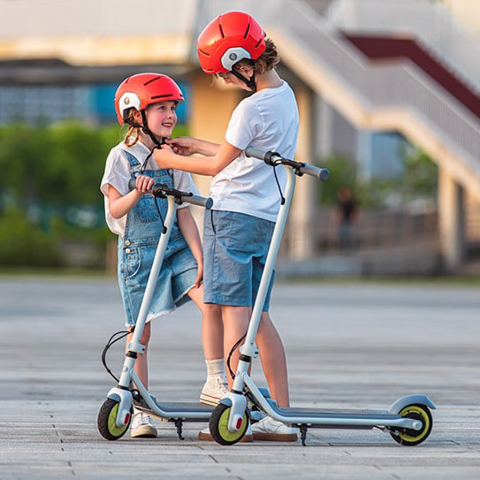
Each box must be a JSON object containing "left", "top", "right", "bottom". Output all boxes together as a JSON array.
[{"left": 234, "top": 38, "right": 279, "bottom": 75}]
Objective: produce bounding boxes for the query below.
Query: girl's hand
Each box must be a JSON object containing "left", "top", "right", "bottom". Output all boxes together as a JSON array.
[
  {"left": 194, "top": 261, "right": 204, "bottom": 288},
  {"left": 165, "top": 137, "right": 197, "bottom": 156},
  {"left": 135, "top": 175, "right": 154, "bottom": 194}
]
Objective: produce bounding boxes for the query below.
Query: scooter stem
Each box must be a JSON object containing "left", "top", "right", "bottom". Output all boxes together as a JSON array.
[
  {"left": 237, "top": 166, "right": 296, "bottom": 365},
  {"left": 118, "top": 196, "right": 177, "bottom": 388}
]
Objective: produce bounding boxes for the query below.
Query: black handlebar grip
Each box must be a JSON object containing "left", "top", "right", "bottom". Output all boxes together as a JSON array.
[
  {"left": 181, "top": 195, "right": 214, "bottom": 209},
  {"left": 128, "top": 176, "right": 137, "bottom": 191},
  {"left": 245, "top": 146, "right": 267, "bottom": 161},
  {"left": 299, "top": 164, "right": 330, "bottom": 180}
]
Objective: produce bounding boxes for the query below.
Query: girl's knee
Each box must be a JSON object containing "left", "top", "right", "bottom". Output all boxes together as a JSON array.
[{"left": 129, "top": 323, "right": 151, "bottom": 348}]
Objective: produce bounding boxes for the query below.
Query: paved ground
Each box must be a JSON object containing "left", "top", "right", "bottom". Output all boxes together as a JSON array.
[{"left": 0, "top": 276, "right": 479, "bottom": 479}]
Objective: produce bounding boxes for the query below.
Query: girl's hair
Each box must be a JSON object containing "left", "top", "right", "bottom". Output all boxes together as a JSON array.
[
  {"left": 235, "top": 38, "right": 279, "bottom": 75},
  {"left": 123, "top": 109, "right": 140, "bottom": 147}
]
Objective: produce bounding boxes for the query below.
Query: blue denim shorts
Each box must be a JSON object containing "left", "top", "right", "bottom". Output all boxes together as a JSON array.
[
  {"left": 118, "top": 237, "right": 198, "bottom": 327},
  {"left": 203, "top": 210, "right": 275, "bottom": 310}
]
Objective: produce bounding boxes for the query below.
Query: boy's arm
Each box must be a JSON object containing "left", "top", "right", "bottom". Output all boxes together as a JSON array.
[
  {"left": 154, "top": 140, "right": 242, "bottom": 177},
  {"left": 193, "top": 139, "right": 221, "bottom": 156},
  {"left": 177, "top": 207, "right": 203, "bottom": 287},
  {"left": 166, "top": 137, "right": 221, "bottom": 157}
]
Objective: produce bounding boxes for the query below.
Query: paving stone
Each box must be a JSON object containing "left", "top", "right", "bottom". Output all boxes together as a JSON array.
[{"left": 0, "top": 277, "right": 479, "bottom": 479}]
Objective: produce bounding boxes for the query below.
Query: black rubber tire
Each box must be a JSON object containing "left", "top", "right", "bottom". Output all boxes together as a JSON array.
[
  {"left": 390, "top": 403, "right": 433, "bottom": 446},
  {"left": 209, "top": 403, "right": 249, "bottom": 446},
  {"left": 97, "top": 398, "right": 131, "bottom": 441}
]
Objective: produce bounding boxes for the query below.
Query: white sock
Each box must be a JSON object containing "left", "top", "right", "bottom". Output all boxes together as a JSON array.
[{"left": 205, "top": 358, "right": 227, "bottom": 382}]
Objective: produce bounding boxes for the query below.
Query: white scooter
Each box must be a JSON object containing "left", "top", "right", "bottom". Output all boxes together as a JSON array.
[
  {"left": 97, "top": 181, "right": 215, "bottom": 441},
  {"left": 208, "top": 146, "right": 435, "bottom": 447}
]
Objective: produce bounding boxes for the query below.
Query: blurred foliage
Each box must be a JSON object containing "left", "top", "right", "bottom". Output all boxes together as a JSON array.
[
  {"left": 0, "top": 121, "right": 121, "bottom": 207},
  {"left": 318, "top": 155, "right": 358, "bottom": 205},
  {"left": 402, "top": 148, "right": 438, "bottom": 200},
  {"left": 319, "top": 146, "right": 437, "bottom": 208},
  {"left": 0, "top": 121, "right": 188, "bottom": 268},
  {"left": 0, "top": 205, "right": 61, "bottom": 267}
]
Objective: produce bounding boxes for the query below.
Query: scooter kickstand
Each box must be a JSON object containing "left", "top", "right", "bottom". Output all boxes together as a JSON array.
[
  {"left": 175, "top": 419, "right": 184, "bottom": 440},
  {"left": 300, "top": 424, "right": 308, "bottom": 446}
]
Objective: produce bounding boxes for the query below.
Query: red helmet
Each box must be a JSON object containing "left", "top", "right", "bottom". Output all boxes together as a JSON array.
[
  {"left": 114, "top": 73, "right": 184, "bottom": 125},
  {"left": 197, "top": 11, "right": 266, "bottom": 74}
]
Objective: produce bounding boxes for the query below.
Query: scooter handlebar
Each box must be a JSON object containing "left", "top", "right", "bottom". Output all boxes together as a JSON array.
[
  {"left": 128, "top": 177, "right": 213, "bottom": 209},
  {"left": 181, "top": 193, "right": 214, "bottom": 210},
  {"left": 299, "top": 163, "right": 330, "bottom": 181},
  {"left": 245, "top": 146, "right": 329, "bottom": 181},
  {"left": 244, "top": 146, "right": 271, "bottom": 162}
]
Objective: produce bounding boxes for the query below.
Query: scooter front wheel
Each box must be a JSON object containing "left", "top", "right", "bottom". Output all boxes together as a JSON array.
[
  {"left": 209, "top": 403, "right": 249, "bottom": 445},
  {"left": 97, "top": 398, "right": 132, "bottom": 441},
  {"left": 390, "top": 403, "right": 433, "bottom": 446}
]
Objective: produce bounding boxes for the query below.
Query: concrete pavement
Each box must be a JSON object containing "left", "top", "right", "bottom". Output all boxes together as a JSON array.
[{"left": 0, "top": 276, "right": 479, "bottom": 479}]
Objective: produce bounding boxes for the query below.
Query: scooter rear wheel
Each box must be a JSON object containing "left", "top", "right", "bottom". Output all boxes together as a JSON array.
[
  {"left": 390, "top": 403, "right": 433, "bottom": 446},
  {"left": 97, "top": 398, "right": 132, "bottom": 441},
  {"left": 209, "top": 403, "right": 249, "bottom": 445}
]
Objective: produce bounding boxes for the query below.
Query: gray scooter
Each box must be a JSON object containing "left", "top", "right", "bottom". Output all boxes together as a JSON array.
[
  {"left": 97, "top": 180, "right": 214, "bottom": 441},
  {"left": 207, "top": 147, "right": 435, "bottom": 447}
]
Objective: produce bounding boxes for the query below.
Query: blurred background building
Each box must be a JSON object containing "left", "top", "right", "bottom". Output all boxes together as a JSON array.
[{"left": 1, "top": 0, "right": 480, "bottom": 276}]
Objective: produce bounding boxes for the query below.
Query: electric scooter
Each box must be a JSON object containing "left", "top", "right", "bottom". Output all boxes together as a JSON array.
[
  {"left": 97, "top": 180, "right": 215, "bottom": 441},
  {"left": 208, "top": 146, "right": 436, "bottom": 447}
]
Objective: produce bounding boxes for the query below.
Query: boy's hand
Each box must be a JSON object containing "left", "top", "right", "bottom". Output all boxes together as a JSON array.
[
  {"left": 165, "top": 137, "right": 196, "bottom": 156},
  {"left": 135, "top": 175, "right": 154, "bottom": 194},
  {"left": 154, "top": 144, "right": 175, "bottom": 168}
]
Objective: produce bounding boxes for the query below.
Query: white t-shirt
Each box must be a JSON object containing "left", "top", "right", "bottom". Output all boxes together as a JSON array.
[
  {"left": 211, "top": 81, "right": 299, "bottom": 222},
  {"left": 100, "top": 140, "right": 199, "bottom": 237}
]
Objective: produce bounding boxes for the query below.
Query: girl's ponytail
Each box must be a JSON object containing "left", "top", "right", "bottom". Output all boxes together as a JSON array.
[{"left": 123, "top": 110, "right": 140, "bottom": 147}]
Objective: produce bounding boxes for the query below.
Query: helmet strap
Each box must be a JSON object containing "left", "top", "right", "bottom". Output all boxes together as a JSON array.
[
  {"left": 140, "top": 110, "right": 166, "bottom": 148},
  {"left": 231, "top": 63, "right": 257, "bottom": 92}
]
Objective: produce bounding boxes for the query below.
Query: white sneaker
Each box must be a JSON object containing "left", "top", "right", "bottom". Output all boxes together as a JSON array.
[
  {"left": 199, "top": 376, "right": 228, "bottom": 406},
  {"left": 251, "top": 416, "right": 298, "bottom": 442},
  {"left": 198, "top": 424, "right": 253, "bottom": 442},
  {"left": 131, "top": 412, "right": 157, "bottom": 438}
]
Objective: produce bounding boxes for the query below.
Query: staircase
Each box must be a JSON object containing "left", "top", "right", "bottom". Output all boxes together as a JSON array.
[{"left": 196, "top": 0, "right": 480, "bottom": 200}]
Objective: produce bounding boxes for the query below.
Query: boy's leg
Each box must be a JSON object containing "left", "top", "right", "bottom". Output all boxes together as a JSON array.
[
  {"left": 251, "top": 312, "right": 297, "bottom": 441},
  {"left": 221, "top": 305, "right": 251, "bottom": 388},
  {"left": 188, "top": 286, "right": 227, "bottom": 405},
  {"left": 222, "top": 307, "right": 297, "bottom": 442},
  {"left": 188, "top": 286, "right": 224, "bottom": 360},
  {"left": 256, "top": 311, "right": 289, "bottom": 408}
]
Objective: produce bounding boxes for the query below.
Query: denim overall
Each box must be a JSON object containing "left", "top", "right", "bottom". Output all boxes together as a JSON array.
[{"left": 118, "top": 151, "right": 197, "bottom": 326}]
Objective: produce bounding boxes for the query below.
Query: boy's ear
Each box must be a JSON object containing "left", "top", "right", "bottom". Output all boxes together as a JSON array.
[{"left": 238, "top": 64, "right": 254, "bottom": 77}]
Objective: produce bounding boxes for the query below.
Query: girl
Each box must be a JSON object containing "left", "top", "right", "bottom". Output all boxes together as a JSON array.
[
  {"left": 101, "top": 73, "right": 226, "bottom": 439},
  {"left": 154, "top": 12, "right": 298, "bottom": 442}
]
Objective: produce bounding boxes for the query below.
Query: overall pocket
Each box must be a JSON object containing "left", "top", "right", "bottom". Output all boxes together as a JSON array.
[
  {"left": 135, "top": 195, "right": 162, "bottom": 223},
  {"left": 123, "top": 248, "right": 141, "bottom": 280}
]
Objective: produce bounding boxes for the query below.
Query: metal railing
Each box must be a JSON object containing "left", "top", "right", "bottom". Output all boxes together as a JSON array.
[
  {"left": 196, "top": 0, "right": 480, "bottom": 180},
  {"left": 325, "top": 0, "right": 480, "bottom": 95}
]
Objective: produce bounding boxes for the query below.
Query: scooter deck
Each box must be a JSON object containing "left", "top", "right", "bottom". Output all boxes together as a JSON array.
[
  {"left": 276, "top": 407, "right": 392, "bottom": 418},
  {"left": 270, "top": 406, "right": 398, "bottom": 428},
  {"left": 155, "top": 402, "right": 214, "bottom": 413},
  {"left": 134, "top": 399, "right": 214, "bottom": 420}
]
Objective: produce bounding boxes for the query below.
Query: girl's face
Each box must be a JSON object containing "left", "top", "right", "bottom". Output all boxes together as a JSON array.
[{"left": 145, "top": 101, "right": 178, "bottom": 138}]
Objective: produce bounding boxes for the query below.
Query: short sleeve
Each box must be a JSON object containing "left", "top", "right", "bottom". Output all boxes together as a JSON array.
[
  {"left": 225, "top": 98, "right": 263, "bottom": 150},
  {"left": 100, "top": 148, "right": 132, "bottom": 198}
]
